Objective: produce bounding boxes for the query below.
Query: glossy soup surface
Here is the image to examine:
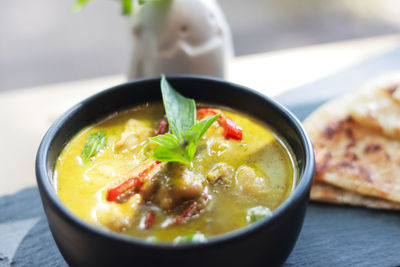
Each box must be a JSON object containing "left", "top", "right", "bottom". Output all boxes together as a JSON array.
[{"left": 55, "top": 103, "right": 298, "bottom": 243}]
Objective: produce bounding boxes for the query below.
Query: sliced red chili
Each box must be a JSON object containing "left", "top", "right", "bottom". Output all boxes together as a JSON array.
[
  {"left": 156, "top": 118, "right": 168, "bottom": 135},
  {"left": 167, "top": 195, "right": 210, "bottom": 227},
  {"left": 144, "top": 211, "right": 156, "bottom": 230},
  {"left": 222, "top": 117, "right": 243, "bottom": 140},
  {"left": 197, "top": 108, "right": 218, "bottom": 120},
  {"left": 196, "top": 108, "right": 242, "bottom": 141},
  {"left": 106, "top": 160, "right": 161, "bottom": 202}
]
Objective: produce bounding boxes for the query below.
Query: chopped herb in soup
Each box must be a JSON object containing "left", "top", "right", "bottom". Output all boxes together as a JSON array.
[{"left": 55, "top": 76, "right": 298, "bottom": 243}]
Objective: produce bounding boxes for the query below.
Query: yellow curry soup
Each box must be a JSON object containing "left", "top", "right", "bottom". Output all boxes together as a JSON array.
[{"left": 55, "top": 103, "right": 298, "bottom": 243}]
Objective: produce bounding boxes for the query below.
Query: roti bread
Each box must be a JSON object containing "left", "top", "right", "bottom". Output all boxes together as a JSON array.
[
  {"left": 349, "top": 81, "right": 400, "bottom": 139},
  {"left": 311, "top": 182, "right": 400, "bottom": 210},
  {"left": 304, "top": 73, "right": 400, "bottom": 206}
]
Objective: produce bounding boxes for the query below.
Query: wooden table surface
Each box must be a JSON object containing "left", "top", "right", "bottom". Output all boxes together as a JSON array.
[{"left": 1, "top": 34, "right": 400, "bottom": 196}]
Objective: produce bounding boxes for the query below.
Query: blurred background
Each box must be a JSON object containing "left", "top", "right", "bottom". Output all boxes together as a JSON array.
[{"left": 1, "top": 0, "right": 400, "bottom": 92}]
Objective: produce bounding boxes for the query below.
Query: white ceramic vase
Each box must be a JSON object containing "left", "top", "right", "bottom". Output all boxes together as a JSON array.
[{"left": 127, "top": 0, "right": 233, "bottom": 80}]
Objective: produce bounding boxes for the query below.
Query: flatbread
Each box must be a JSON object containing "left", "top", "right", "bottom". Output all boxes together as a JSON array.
[
  {"left": 311, "top": 182, "right": 400, "bottom": 210},
  {"left": 349, "top": 80, "right": 400, "bottom": 139},
  {"left": 304, "top": 73, "right": 400, "bottom": 205}
]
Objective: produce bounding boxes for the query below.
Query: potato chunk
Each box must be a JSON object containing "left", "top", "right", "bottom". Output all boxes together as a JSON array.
[
  {"left": 94, "top": 194, "right": 142, "bottom": 232},
  {"left": 116, "top": 119, "right": 154, "bottom": 150},
  {"left": 234, "top": 165, "right": 268, "bottom": 196}
]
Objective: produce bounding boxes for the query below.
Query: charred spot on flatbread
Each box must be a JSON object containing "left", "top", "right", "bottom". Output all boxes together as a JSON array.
[{"left": 316, "top": 116, "right": 375, "bottom": 183}]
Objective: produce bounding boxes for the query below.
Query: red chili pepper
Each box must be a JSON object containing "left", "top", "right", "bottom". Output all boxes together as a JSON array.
[
  {"left": 196, "top": 108, "right": 243, "bottom": 141},
  {"left": 221, "top": 117, "right": 243, "bottom": 140},
  {"left": 167, "top": 195, "right": 210, "bottom": 227},
  {"left": 144, "top": 211, "right": 156, "bottom": 230},
  {"left": 196, "top": 108, "right": 218, "bottom": 120},
  {"left": 106, "top": 160, "right": 161, "bottom": 202},
  {"left": 156, "top": 118, "right": 168, "bottom": 135}
]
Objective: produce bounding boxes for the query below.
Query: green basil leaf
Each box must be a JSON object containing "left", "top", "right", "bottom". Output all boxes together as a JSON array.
[
  {"left": 151, "top": 144, "right": 189, "bottom": 166},
  {"left": 184, "top": 141, "right": 197, "bottom": 166},
  {"left": 149, "top": 133, "right": 181, "bottom": 148},
  {"left": 81, "top": 131, "right": 107, "bottom": 163},
  {"left": 160, "top": 74, "right": 195, "bottom": 141},
  {"left": 150, "top": 76, "right": 219, "bottom": 166},
  {"left": 149, "top": 133, "right": 190, "bottom": 165},
  {"left": 183, "top": 114, "right": 219, "bottom": 162},
  {"left": 185, "top": 114, "right": 220, "bottom": 144}
]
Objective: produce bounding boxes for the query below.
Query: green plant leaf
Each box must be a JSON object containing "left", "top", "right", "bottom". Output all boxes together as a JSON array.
[
  {"left": 184, "top": 114, "right": 219, "bottom": 161},
  {"left": 150, "top": 76, "right": 219, "bottom": 166},
  {"left": 151, "top": 143, "right": 189, "bottom": 165},
  {"left": 72, "top": 0, "right": 91, "bottom": 13},
  {"left": 121, "top": 0, "right": 132, "bottom": 15},
  {"left": 149, "top": 133, "right": 181, "bottom": 148},
  {"left": 150, "top": 133, "right": 190, "bottom": 165},
  {"left": 183, "top": 141, "right": 197, "bottom": 165},
  {"left": 160, "top": 74, "right": 195, "bottom": 142},
  {"left": 185, "top": 114, "right": 220, "bottom": 144},
  {"left": 81, "top": 131, "right": 107, "bottom": 163}
]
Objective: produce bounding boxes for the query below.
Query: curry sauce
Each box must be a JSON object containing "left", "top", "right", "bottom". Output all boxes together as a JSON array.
[{"left": 55, "top": 103, "right": 298, "bottom": 242}]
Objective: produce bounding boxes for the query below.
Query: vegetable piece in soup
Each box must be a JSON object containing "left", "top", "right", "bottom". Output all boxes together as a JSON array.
[{"left": 55, "top": 103, "right": 297, "bottom": 242}]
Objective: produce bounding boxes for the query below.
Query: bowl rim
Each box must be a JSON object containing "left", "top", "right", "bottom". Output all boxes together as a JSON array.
[{"left": 36, "top": 74, "right": 315, "bottom": 250}]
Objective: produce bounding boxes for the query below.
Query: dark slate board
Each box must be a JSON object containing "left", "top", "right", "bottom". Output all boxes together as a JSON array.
[{"left": 0, "top": 187, "right": 66, "bottom": 267}]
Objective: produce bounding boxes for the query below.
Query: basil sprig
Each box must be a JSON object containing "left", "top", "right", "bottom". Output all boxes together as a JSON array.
[{"left": 149, "top": 75, "right": 219, "bottom": 166}]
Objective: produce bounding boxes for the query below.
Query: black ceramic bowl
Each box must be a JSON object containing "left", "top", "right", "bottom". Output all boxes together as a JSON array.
[{"left": 36, "top": 75, "right": 314, "bottom": 267}]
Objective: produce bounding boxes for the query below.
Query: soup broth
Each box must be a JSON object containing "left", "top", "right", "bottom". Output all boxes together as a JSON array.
[{"left": 55, "top": 103, "right": 297, "bottom": 243}]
